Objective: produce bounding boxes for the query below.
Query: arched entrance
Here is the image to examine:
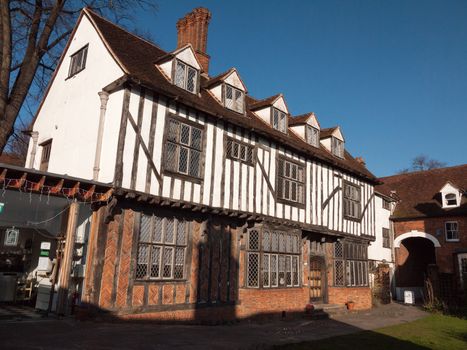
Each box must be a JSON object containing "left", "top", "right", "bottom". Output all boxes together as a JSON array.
[
  {"left": 394, "top": 231, "right": 439, "bottom": 301},
  {"left": 309, "top": 256, "right": 327, "bottom": 302}
]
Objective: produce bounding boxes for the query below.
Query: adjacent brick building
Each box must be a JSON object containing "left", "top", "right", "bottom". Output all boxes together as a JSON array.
[{"left": 378, "top": 165, "right": 467, "bottom": 301}]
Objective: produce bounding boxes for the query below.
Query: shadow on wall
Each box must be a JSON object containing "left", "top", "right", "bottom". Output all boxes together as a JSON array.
[{"left": 396, "top": 237, "right": 436, "bottom": 288}]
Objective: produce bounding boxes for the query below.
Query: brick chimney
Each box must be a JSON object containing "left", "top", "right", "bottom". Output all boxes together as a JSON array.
[
  {"left": 355, "top": 157, "right": 366, "bottom": 167},
  {"left": 176, "top": 7, "right": 211, "bottom": 73}
]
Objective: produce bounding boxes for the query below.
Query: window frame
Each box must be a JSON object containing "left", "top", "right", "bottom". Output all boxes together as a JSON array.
[
  {"left": 67, "top": 44, "right": 88, "bottom": 78},
  {"left": 331, "top": 137, "right": 344, "bottom": 158},
  {"left": 162, "top": 114, "right": 205, "bottom": 183},
  {"left": 445, "top": 221, "right": 459, "bottom": 242},
  {"left": 306, "top": 125, "right": 320, "bottom": 147},
  {"left": 343, "top": 181, "right": 362, "bottom": 220},
  {"left": 173, "top": 58, "right": 199, "bottom": 94},
  {"left": 271, "top": 107, "right": 288, "bottom": 133},
  {"left": 276, "top": 156, "right": 306, "bottom": 208},
  {"left": 134, "top": 213, "right": 190, "bottom": 281},
  {"left": 333, "top": 241, "right": 369, "bottom": 288},
  {"left": 444, "top": 193, "right": 458, "bottom": 208},
  {"left": 382, "top": 198, "right": 391, "bottom": 210},
  {"left": 382, "top": 228, "right": 391, "bottom": 248},
  {"left": 39, "top": 139, "right": 52, "bottom": 172},
  {"left": 223, "top": 83, "right": 244, "bottom": 113},
  {"left": 246, "top": 227, "right": 301, "bottom": 289},
  {"left": 225, "top": 136, "right": 255, "bottom": 165}
]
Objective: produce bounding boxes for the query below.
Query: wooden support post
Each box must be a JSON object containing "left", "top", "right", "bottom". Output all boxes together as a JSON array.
[
  {"left": 57, "top": 201, "right": 80, "bottom": 315},
  {"left": 82, "top": 208, "right": 102, "bottom": 305}
]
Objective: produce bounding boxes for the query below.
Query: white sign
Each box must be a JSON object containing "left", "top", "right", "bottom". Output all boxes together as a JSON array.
[{"left": 4, "top": 227, "right": 19, "bottom": 246}]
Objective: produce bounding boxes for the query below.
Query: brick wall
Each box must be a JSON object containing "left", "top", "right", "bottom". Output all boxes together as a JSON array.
[
  {"left": 328, "top": 287, "right": 372, "bottom": 310},
  {"left": 394, "top": 216, "right": 466, "bottom": 274}
]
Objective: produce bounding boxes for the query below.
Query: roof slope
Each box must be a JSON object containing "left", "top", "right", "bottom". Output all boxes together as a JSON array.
[
  {"left": 377, "top": 164, "right": 467, "bottom": 219},
  {"left": 85, "top": 9, "right": 376, "bottom": 182}
]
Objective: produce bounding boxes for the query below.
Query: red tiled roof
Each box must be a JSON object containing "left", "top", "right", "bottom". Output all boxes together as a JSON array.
[
  {"left": 320, "top": 127, "right": 338, "bottom": 139},
  {"left": 377, "top": 164, "right": 467, "bottom": 219},
  {"left": 85, "top": 9, "right": 377, "bottom": 183},
  {"left": 289, "top": 113, "right": 314, "bottom": 126},
  {"left": 0, "top": 153, "right": 24, "bottom": 167}
]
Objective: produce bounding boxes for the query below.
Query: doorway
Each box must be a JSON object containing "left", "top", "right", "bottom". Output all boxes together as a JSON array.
[{"left": 309, "top": 256, "right": 326, "bottom": 302}]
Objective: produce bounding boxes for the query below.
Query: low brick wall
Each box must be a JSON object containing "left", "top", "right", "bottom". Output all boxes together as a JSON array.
[{"left": 328, "top": 287, "right": 372, "bottom": 310}]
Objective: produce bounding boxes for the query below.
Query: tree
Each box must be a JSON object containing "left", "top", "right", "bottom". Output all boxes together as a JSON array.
[
  {"left": 398, "top": 155, "right": 446, "bottom": 174},
  {"left": 0, "top": 0, "right": 156, "bottom": 155}
]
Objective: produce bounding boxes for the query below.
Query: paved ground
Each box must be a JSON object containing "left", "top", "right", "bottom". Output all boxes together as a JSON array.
[{"left": 0, "top": 303, "right": 428, "bottom": 350}]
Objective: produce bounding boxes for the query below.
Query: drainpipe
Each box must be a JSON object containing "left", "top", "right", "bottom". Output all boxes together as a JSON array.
[
  {"left": 28, "top": 131, "right": 39, "bottom": 168},
  {"left": 93, "top": 91, "right": 109, "bottom": 181}
]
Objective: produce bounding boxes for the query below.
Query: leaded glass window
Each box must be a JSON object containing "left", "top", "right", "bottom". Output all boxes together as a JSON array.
[
  {"left": 344, "top": 182, "right": 361, "bottom": 219},
  {"left": 277, "top": 158, "right": 305, "bottom": 204},
  {"left": 272, "top": 108, "right": 287, "bottom": 133},
  {"left": 136, "top": 215, "right": 189, "bottom": 280},
  {"left": 224, "top": 84, "right": 244, "bottom": 113},
  {"left": 246, "top": 228, "right": 301, "bottom": 288},
  {"left": 165, "top": 118, "right": 203, "bottom": 178},
  {"left": 306, "top": 126, "right": 320, "bottom": 147},
  {"left": 174, "top": 59, "right": 198, "bottom": 94}
]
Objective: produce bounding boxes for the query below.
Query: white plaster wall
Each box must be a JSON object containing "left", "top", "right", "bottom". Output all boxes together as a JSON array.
[
  {"left": 210, "top": 84, "right": 222, "bottom": 102},
  {"left": 368, "top": 195, "right": 393, "bottom": 262},
  {"left": 307, "top": 115, "right": 320, "bottom": 129},
  {"left": 26, "top": 15, "right": 124, "bottom": 180},
  {"left": 320, "top": 137, "right": 331, "bottom": 152},
  {"left": 255, "top": 107, "right": 271, "bottom": 125},
  {"left": 290, "top": 125, "right": 305, "bottom": 139},
  {"left": 159, "top": 60, "right": 173, "bottom": 81}
]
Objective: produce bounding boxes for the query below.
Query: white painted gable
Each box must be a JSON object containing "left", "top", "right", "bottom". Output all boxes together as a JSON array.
[
  {"left": 272, "top": 95, "right": 289, "bottom": 114},
  {"left": 224, "top": 70, "right": 246, "bottom": 92},
  {"left": 174, "top": 45, "right": 201, "bottom": 70},
  {"left": 289, "top": 125, "right": 305, "bottom": 139},
  {"left": 26, "top": 13, "right": 124, "bottom": 180},
  {"left": 333, "top": 127, "right": 345, "bottom": 141},
  {"left": 306, "top": 114, "right": 320, "bottom": 130}
]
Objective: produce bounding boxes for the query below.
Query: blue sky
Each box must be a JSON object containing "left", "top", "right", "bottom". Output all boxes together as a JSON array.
[{"left": 133, "top": 0, "right": 467, "bottom": 177}]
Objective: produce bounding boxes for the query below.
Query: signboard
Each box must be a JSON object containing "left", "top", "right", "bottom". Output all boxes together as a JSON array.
[{"left": 4, "top": 227, "right": 19, "bottom": 246}]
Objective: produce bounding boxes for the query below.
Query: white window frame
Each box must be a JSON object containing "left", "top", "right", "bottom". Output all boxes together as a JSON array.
[
  {"left": 444, "top": 193, "right": 459, "bottom": 208},
  {"left": 331, "top": 137, "right": 344, "bottom": 158},
  {"left": 445, "top": 221, "right": 459, "bottom": 242},
  {"left": 272, "top": 108, "right": 287, "bottom": 133},
  {"left": 306, "top": 125, "right": 320, "bottom": 147},
  {"left": 173, "top": 59, "right": 199, "bottom": 94},
  {"left": 224, "top": 84, "right": 244, "bottom": 113}
]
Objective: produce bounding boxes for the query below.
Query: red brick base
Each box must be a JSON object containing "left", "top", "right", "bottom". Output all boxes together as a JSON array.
[{"left": 328, "top": 287, "right": 372, "bottom": 310}]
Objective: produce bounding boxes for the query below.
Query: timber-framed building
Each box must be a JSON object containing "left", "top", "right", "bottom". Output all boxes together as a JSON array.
[{"left": 22, "top": 7, "right": 381, "bottom": 321}]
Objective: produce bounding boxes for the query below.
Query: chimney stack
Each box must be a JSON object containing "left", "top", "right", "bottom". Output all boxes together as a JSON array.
[
  {"left": 176, "top": 7, "right": 211, "bottom": 73},
  {"left": 355, "top": 157, "right": 366, "bottom": 167}
]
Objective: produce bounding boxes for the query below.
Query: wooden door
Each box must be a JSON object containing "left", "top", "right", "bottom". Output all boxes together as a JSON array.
[{"left": 309, "top": 256, "right": 325, "bottom": 302}]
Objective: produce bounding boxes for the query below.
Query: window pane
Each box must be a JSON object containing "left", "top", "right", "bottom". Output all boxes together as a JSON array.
[
  {"left": 174, "top": 247, "right": 185, "bottom": 279},
  {"left": 191, "top": 127, "right": 202, "bottom": 150},
  {"left": 180, "top": 124, "right": 190, "bottom": 145},
  {"left": 176, "top": 220, "right": 186, "bottom": 245},
  {"left": 271, "top": 254, "right": 278, "bottom": 286},
  {"left": 263, "top": 231, "right": 271, "bottom": 251},
  {"left": 247, "top": 253, "right": 259, "bottom": 287},
  {"left": 162, "top": 247, "right": 174, "bottom": 278},
  {"left": 186, "top": 67, "right": 197, "bottom": 92},
  {"left": 166, "top": 142, "right": 178, "bottom": 172},
  {"left": 175, "top": 61, "right": 186, "bottom": 88},
  {"left": 153, "top": 216, "right": 163, "bottom": 243},
  {"left": 139, "top": 215, "right": 152, "bottom": 243},
  {"left": 272, "top": 232, "right": 279, "bottom": 251},
  {"left": 150, "top": 246, "right": 161, "bottom": 278},
  {"left": 249, "top": 230, "right": 259, "bottom": 250},
  {"left": 263, "top": 253, "right": 270, "bottom": 287},
  {"left": 278, "top": 255, "right": 286, "bottom": 286},
  {"left": 189, "top": 150, "right": 200, "bottom": 177},
  {"left": 285, "top": 255, "right": 292, "bottom": 286},
  {"left": 167, "top": 120, "right": 179, "bottom": 142},
  {"left": 165, "top": 218, "right": 175, "bottom": 244},
  {"left": 136, "top": 244, "right": 149, "bottom": 279},
  {"left": 292, "top": 256, "right": 299, "bottom": 286},
  {"left": 178, "top": 147, "right": 189, "bottom": 174}
]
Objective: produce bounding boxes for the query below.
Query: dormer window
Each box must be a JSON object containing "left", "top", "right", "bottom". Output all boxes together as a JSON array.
[
  {"left": 445, "top": 193, "right": 458, "bottom": 207},
  {"left": 174, "top": 59, "right": 198, "bottom": 93},
  {"left": 272, "top": 108, "right": 287, "bottom": 133},
  {"left": 332, "top": 137, "right": 344, "bottom": 158},
  {"left": 306, "top": 126, "right": 319, "bottom": 147},
  {"left": 224, "top": 84, "right": 244, "bottom": 113}
]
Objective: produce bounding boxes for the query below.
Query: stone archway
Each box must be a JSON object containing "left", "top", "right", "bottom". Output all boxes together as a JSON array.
[{"left": 394, "top": 230, "right": 441, "bottom": 248}]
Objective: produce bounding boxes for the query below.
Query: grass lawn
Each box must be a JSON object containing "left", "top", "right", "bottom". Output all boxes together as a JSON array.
[{"left": 276, "top": 314, "right": 467, "bottom": 350}]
